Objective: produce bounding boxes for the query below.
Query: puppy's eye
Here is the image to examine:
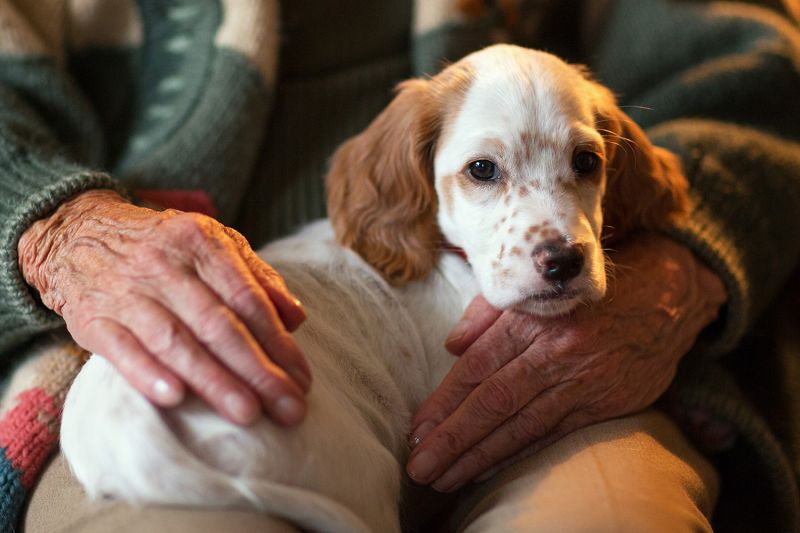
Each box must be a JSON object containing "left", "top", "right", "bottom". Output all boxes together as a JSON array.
[
  {"left": 468, "top": 160, "right": 498, "bottom": 181},
  {"left": 573, "top": 151, "right": 599, "bottom": 175}
]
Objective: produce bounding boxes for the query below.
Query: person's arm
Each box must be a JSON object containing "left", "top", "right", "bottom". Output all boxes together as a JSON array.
[
  {"left": 0, "top": 5, "right": 124, "bottom": 360},
  {"left": 406, "top": 0, "right": 800, "bottom": 489}
]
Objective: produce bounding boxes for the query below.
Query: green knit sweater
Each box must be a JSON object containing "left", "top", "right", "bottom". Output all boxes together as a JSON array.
[{"left": 0, "top": 0, "right": 799, "bottom": 530}]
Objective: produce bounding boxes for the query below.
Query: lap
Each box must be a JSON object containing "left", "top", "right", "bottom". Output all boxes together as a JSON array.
[
  {"left": 24, "top": 454, "right": 300, "bottom": 533},
  {"left": 25, "top": 410, "right": 717, "bottom": 533},
  {"left": 448, "top": 410, "right": 719, "bottom": 533}
]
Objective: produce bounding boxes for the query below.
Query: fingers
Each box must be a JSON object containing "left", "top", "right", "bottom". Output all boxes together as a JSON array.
[
  {"left": 192, "top": 237, "right": 311, "bottom": 393},
  {"left": 72, "top": 317, "right": 185, "bottom": 407},
  {"left": 154, "top": 275, "right": 307, "bottom": 426},
  {"left": 222, "top": 226, "right": 307, "bottom": 332},
  {"left": 410, "top": 311, "right": 542, "bottom": 440},
  {"left": 409, "top": 382, "right": 581, "bottom": 492},
  {"left": 445, "top": 295, "right": 503, "bottom": 355},
  {"left": 217, "top": 231, "right": 311, "bottom": 384},
  {"left": 248, "top": 256, "right": 307, "bottom": 332},
  {"left": 117, "top": 295, "right": 274, "bottom": 425},
  {"left": 407, "top": 360, "right": 568, "bottom": 486}
]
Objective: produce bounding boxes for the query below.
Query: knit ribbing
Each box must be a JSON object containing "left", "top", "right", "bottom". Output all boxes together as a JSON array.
[
  {"left": 0, "top": 170, "right": 125, "bottom": 353},
  {"left": 0, "top": 157, "right": 125, "bottom": 354},
  {"left": 236, "top": 54, "right": 408, "bottom": 246}
]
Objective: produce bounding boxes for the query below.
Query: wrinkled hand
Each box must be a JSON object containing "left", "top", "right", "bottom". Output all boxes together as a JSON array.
[
  {"left": 18, "top": 189, "right": 310, "bottom": 426},
  {"left": 406, "top": 233, "right": 726, "bottom": 491}
]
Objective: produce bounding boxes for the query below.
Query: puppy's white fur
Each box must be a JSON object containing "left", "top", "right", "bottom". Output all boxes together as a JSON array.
[
  {"left": 62, "top": 222, "right": 476, "bottom": 532},
  {"left": 61, "top": 45, "right": 688, "bottom": 532}
]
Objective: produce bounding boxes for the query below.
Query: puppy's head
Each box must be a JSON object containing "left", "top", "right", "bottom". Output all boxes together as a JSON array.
[{"left": 326, "top": 44, "right": 689, "bottom": 316}]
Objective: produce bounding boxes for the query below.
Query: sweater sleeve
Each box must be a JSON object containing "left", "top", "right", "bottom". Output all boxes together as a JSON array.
[
  {"left": 0, "top": 6, "right": 125, "bottom": 357},
  {"left": 589, "top": 0, "right": 800, "bottom": 356}
]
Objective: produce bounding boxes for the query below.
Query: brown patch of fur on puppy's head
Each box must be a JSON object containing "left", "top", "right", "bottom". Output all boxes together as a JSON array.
[
  {"left": 589, "top": 83, "right": 690, "bottom": 242},
  {"left": 325, "top": 62, "right": 474, "bottom": 285}
]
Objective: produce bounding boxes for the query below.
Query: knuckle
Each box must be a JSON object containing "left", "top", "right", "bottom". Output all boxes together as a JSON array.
[
  {"left": 438, "top": 429, "right": 466, "bottom": 458},
  {"left": 517, "top": 356, "right": 550, "bottom": 389},
  {"left": 508, "top": 407, "right": 549, "bottom": 444},
  {"left": 103, "top": 325, "right": 132, "bottom": 352},
  {"left": 462, "top": 353, "right": 495, "bottom": 383},
  {"left": 168, "top": 212, "right": 214, "bottom": 242},
  {"left": 148, "top": 318, "right": 184, "bottom": 355},
  {"left": 474, "top": 379, "right": 518, "bottom": 420},
  {"left": 227, "top": 283, "right": 263, "bottom": 318},
  {"left": 196, "top": 304, "right": 237, "bottom": 342},
  {"left": 420, "top": 396, "right": 453, "bottom": 423},
  {"left": 191, "top": 367, "right": 233, "bottom": 400},
  {"left": 246, "top": 367, "right": 286, "bottom": 397}
]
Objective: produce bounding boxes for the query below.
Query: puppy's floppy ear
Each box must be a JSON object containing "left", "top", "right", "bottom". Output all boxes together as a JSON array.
[
  {"left": 326, "top": 79, "right": 442, "bottom": 285},
  {"left": 592, "top": 85, "right": 691, "bottom": 242}
]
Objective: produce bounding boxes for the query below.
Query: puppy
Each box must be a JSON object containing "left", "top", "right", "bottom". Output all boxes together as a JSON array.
[{"left": 61, "top": 44, "right": 689, "bottom": 533}]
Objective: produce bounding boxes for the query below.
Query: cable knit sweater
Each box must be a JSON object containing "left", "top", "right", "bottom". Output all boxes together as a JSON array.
[{"left": 0, "top": 0, "right": 799, "bottom": 531}]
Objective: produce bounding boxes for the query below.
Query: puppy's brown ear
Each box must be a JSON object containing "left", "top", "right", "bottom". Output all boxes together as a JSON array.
[
  {"left": 325, "top": 79, "right": 442, "bottom": 285},
  {"left": 593, "top": 86, "right": 691, "bottom": 242}
]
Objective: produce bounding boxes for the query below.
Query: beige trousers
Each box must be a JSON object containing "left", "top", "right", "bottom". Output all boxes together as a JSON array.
[{"left": 24, "top": 410, "right": 718, "bottom": 533}]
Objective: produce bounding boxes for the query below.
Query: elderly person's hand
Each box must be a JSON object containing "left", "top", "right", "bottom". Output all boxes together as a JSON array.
[
  {"left": 406, "top": 233, "right": 727, "bottom": 491},
  {"left": 18, "top": 189, "right": 310, "bottom": 426}
]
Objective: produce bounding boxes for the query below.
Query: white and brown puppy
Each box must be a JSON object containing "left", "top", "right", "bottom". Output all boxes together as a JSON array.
[{"left": 61, "top": 45, "right": 689, "bottom": 533}]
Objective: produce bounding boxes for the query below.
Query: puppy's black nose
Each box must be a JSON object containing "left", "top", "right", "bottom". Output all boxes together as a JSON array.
[{"left": 532, "top": 239, "right": 585, "bottom": 284}]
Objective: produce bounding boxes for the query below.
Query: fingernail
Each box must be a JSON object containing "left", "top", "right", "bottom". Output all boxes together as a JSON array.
[
  {"left": 225, "top": 393, "right": 259, "bottom": 425},
  {"left": 288, "top": 300, "right": 307, "bottom": 328},
  {"left": 407, "top": 450, "right": 439, "bottom": 483},
  {"left": 408, "top": 420, "right": 436, "bottom": 448},
  {"left": 152, "top": 379, "right": 183, "bottom": 406},
  {"left": 445, "top": 321, "right": 468, "bottom": 345},
  {"left": 431, "top": 468, "right": 463, "bottom": 493},
  {"left": 276, "top": 396, "right": 305, "bottom": 425}
]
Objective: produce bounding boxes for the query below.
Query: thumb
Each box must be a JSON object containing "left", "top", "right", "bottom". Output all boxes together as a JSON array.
[{"left": 445, "top": 295, "right": 502, "bottom": 355}]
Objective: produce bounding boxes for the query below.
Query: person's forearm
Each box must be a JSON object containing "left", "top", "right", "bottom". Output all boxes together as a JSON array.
[{"left": 0, "top": 13, "right": 119, "bottom": 356}]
